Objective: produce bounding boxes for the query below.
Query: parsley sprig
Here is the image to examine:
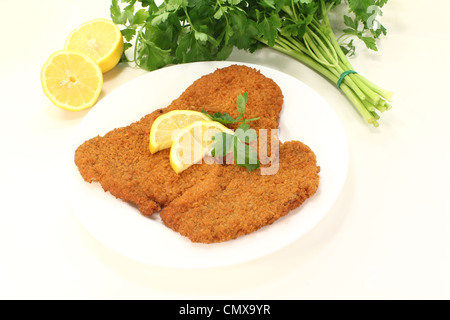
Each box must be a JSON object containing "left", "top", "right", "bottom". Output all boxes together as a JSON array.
[
  {"left": 111, "top": 0, "right": 392, "bottom": 127},
  {"left": 203, "top": 92, "right": 260, "bottom": 172},
  {"left": 202, "top": 92, "right": 260, "bottom": 129}
]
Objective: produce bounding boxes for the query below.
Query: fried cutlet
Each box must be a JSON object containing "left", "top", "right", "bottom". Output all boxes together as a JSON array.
[
  {"left": 160, "top": 141, "right": 320, "bottom": 243},
  {"left": 75, "top": 64, "right": 321, "bottom": 244},
  {"left": 74, "top": 65, "right": 284, "bottom": 216}
]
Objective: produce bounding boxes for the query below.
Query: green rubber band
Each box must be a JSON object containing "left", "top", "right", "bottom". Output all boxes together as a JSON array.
[{"left": 337, "top": 70, "right": 358, "bottom": 89}]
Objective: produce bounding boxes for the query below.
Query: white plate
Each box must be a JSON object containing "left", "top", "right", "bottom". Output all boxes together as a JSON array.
[{"left": 67, "top": 61, "right": 349, "bottom": 269}]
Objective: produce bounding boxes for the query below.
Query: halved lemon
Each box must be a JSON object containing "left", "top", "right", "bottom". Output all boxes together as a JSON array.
[
  {"left": 41, "top": 50, "right": 103, "bottom": 111},
  {"left": 64, "top": 18, "right": 124, "bottom": 73},
  {"left": 170, "top": 121, "right": 234, "bottom": 174},
  {"left": 149, "top": 110, "right": 212, "bottom": 154}
]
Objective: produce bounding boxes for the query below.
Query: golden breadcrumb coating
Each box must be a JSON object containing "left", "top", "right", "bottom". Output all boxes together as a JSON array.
[
  {"left": 160, "top": 140, "right": 320, "bottom": 243},
  {"left": 75, "top": 65, "right": 283, "bottom": 215},
  {"left": 74, "top": 64, "right": 320, "bottom": 243}
]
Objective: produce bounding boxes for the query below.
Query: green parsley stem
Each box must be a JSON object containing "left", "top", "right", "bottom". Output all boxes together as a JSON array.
[{"left": 266, "top": 37, "right": 378, "bottom": 126}]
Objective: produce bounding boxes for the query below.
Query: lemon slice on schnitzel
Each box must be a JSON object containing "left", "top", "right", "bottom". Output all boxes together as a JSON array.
[
  {"left": 170, "top": 121, "right": 234, "bottom": 174},
  {"left": 64, "top": 18, "right": 123, "bottom": 73},
  {"left": 149, "top": 110, "right": 211, "bottom": 154},
  {"left": 41, "top": 50, "right": 103, "bottom": 111}
]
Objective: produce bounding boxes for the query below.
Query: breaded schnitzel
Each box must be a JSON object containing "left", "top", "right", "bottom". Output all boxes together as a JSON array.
[
  {"left": 74, "top": 64, "right": 320, "bottom": 243},
  {"left": 160, "top": 140, "right": 319, "bottom": 243},
  {"left": 75, "top": 65, "right": 284, "bottom": 216}
]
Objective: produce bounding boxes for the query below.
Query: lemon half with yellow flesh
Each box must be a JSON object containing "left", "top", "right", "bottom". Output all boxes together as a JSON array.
[
  {"left": 40, "top": 50, "right": 103, "bottom": 111},
  {"left": 64, "top": 18, "right": 123, "bottom": 73}
]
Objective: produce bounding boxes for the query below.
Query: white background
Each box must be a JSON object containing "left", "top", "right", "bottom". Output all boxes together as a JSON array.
[{"left": 1, "top": 0, "right": 449, "bottom": 299}]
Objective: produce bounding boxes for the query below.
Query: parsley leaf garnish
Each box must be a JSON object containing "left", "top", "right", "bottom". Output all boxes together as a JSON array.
[
  {"left": 204, "top": 92, "right": 260, "bottom": 172},
  {"left": 201, "top": 92, "right": 260, "bottom": 126}
]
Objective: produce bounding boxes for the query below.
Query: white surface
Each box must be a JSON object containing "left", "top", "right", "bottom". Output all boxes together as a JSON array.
[
  {"left": 68, "top": 61, "right": 348, "bottom": 268},
  {"left": 1, "top": 0, "right": 449, "bottom": 299}
]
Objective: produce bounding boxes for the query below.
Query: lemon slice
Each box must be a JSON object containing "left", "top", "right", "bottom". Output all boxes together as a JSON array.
[
  {"left": 149, "top": 110, "right": 212, "bottom": 154},
  {"left": 64, "top": 18, "right": 124, "bottom": 73},
  {"left": 170, "top": 121, "right": 234, "bottom": 174},
  {"left": 41, "top": 50, "right": 103, "bottom": 111}
]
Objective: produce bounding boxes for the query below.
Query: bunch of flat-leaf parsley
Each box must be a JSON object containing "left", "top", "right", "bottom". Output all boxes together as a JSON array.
[{"left": 111, "top": 0, "right": 392, "bottom": 127}]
